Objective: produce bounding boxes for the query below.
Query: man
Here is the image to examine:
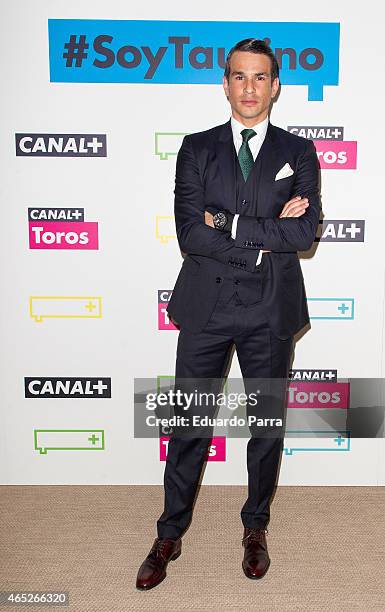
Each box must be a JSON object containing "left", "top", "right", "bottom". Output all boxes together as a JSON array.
[{"left": 136, "top": 38, "right": 320, "bottom": 590}]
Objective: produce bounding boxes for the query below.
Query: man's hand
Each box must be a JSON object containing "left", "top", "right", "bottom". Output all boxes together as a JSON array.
[
  {"left": 262, "top": 196, "right": 309, "bottom": 253},
  {"left": 204, "top": 211, "right": 214, "bottom": 227},
  {"left": 279, "top": 195, "right": 309, "bottom": 218}
]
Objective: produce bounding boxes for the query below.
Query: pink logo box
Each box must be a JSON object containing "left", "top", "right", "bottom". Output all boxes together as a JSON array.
[
  {"left": 287, "top": 382, "right": 350, "bottom": 409},
  {"left": 158, "top": 302, "right": 178, "bottom": 330},
  {"left": 314, "top": 140, "right": 357, "bottom": 169},
  {"left": 160, "top": 436, "right": 226, "bottom": 461},
  {"left": 29, "top": 221, "right": 99, "bottom": 249}
]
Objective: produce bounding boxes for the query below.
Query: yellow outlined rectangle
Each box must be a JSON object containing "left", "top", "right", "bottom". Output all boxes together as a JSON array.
[{"left": 30, "top": 296, "right": 102, "bottom": 322}]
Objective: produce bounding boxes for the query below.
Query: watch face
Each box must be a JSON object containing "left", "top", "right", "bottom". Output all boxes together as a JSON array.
[{"left": 214, "top": 212, "right": 227, "bottom": 229}]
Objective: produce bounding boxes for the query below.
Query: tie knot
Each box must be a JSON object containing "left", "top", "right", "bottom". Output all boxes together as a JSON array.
[{"left": 241, "top": 128, "right": 256, "bottom": 143}]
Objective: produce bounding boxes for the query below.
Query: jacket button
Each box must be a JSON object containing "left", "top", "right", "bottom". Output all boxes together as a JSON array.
[
  {"left": 241, "top": 199, "right": 247, "bottom": 205},
  {"left": 216, "top": 277, "right": 223, "bottom": 283},
  {"left": 256, "top": 242, "right": 263, "bottom": 248},
  {"left": 234, "top": 280, "right": 240, "bottom": 285}
]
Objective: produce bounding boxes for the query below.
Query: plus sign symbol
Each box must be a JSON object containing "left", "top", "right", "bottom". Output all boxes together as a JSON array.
[
  {"left": 325, "top": 371, "right": 336, "bottom": 381},
  {"left": 344, "top": 222, "right": 361, "bottom": 239},
  {"left": 86, "top": 136, "right": 104, "bottom": 154},
  {"left": 85, "top": 301, "right": 96, "bottom": 312},
  {"left": 71, "top": 209, "right": 83, "bottom": 220},
  {"left": 337, "top": 302, "right": 350, "bottom": 316},
  {"left": 331, "top": 127, "right": 343, "bottom": 139},
  {"left": 88, "top": 433, "right": 100, "bottom": 445},
  {"left": 92, "top": 379, "right": 110, "bottom": 395},
  {"left": 333, "top": 433, "right": 349, "bottom": 449}
]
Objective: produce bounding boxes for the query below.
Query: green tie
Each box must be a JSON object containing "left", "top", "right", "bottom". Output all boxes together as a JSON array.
[{"left": 238, "top": 128, "right": 257, "bottom": 181}]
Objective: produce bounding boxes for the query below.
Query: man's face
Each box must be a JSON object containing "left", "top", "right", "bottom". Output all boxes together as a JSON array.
[{"left": 223, "top": 51, "right": 279, "bottom": 126}]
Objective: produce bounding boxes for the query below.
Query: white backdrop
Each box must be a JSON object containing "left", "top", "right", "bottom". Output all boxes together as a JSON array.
[{"left": 1, "top": 0, "right": 384, "bottom": 485}]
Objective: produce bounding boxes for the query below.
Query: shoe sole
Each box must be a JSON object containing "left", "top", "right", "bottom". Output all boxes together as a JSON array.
[
  {"left": 136, "top": 549, "right": 182, "bottom": 591},
  {"left": 242, "top": 559, "right": 271, "bottom": 580}
]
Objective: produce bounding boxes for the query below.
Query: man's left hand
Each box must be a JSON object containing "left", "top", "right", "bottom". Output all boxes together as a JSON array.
[{"left": 205, "top": 211, "right": 214, "bottom": 227}]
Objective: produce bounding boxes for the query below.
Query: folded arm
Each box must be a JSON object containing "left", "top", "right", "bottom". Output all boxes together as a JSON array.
[
  {"left": 233, "top": 139, "right": 321, "bottom": 252},
  {"left": 174, "top": 135, "right": 261, "bottom": 273}
]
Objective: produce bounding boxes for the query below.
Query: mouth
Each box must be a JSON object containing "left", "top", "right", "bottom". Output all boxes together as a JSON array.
[{"left": 241, "top": 100, "right": 258, "bottom": 106}]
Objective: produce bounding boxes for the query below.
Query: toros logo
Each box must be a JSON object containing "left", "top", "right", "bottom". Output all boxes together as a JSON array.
[
  {"left": 28, "top": 207, "right": 99, "bottom": 250},
  {"left": 158, "top": 289, "right": 177, "bottom": 330},
  {"left": 287, "top": 382, "right": 349, "bottom": 409},
  {"left": 160, "top": 436, "right": 226, "bottom": 461}
]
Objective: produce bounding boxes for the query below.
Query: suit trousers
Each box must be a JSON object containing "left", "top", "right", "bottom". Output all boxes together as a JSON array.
[{"left": 157, "top": 291, "right": 293, "bottom": 539}]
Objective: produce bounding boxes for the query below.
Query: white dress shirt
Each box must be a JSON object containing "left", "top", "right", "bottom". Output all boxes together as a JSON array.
[{"left": 230, "top": 115, "right": 269, "bottom": 266}]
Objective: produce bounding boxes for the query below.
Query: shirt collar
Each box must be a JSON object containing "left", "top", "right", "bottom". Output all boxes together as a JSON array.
[{"left": 230, "top": 115, "right": 269, "bottom": 141}]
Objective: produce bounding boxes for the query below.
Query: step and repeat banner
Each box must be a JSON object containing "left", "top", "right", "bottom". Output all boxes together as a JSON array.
[{"left": 1, "top": 1, "right": 384, "bottom": 485}]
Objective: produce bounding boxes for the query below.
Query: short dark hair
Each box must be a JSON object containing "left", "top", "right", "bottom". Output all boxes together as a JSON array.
[{"left": 224, "top": 38, "right": 279, "bottom": 82}]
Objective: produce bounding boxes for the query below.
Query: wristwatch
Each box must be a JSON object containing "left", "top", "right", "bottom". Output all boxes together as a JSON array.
[
  {"left": 213, "top": 211, "right": 228, "bottom": 230},
  {"left": 213, "top": 210, "right": 234, "bottom": 232}
]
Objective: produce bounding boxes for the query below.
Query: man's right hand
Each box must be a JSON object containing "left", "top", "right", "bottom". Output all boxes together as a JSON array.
[
  {"left": 260, "top": 196, "right": 309, "bottom": 254},
  {"left": 279, "top": 195, "right": 309, "bottom": 218}
]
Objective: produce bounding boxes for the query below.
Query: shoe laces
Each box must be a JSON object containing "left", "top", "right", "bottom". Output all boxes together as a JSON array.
[
  {"left": 149, "top": 538, "right": 172, "bottom": 561},
  {"left": 242, "top": 528, "right": 268, "bottom": 545}
]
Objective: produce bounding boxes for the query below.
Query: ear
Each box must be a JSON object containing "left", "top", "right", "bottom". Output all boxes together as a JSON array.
[
  {"left": 271, "top": 77, "right": 279, "bottom": 99},
  {"left": 223, "top": 75, "right": 229, "bottom": 98}
]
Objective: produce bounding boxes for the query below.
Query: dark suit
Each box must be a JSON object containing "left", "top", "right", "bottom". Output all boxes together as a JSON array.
[
  {"left": 157, "top": 119, "right": 321, "bottom": 539},
  {"left": 167, "top": 119, "right": 320, "bottom": 339}
]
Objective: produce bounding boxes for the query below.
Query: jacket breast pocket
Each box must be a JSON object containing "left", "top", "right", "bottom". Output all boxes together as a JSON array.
[
  {"left": 271, "top": 175, "right": 297, "bottom": 209},
  {"left": 273, "top": 174, "right": 295, "bottom": 191}
]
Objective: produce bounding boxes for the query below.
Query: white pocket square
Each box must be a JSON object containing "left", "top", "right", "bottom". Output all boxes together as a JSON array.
[{"left": 275, "top": 163, "right": 294, "bottom": 181}]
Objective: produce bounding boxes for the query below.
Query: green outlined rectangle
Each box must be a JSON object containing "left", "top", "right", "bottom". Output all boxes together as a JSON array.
[{"left": 34, "top": 429, "right": 105, "bottom": 454}]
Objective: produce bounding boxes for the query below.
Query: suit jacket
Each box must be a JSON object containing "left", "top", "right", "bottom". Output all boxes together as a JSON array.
[{"left": 166, "top": 118, "right": 321, "bottom": 339}]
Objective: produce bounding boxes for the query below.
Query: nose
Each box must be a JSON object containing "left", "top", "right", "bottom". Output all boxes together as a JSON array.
[{"left": 243, "top": 78, "right": 256, "bottom": 93}]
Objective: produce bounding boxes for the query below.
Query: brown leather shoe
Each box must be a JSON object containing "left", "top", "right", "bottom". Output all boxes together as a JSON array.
[
  {"left": 242, "top": 527, "right": 270, "bottom": 579},
  {"left": 136, "top": 537, "right": 182, "bottom": 590}
]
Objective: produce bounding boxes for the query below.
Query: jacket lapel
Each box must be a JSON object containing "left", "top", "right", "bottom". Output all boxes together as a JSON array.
[
  {"left": 215, "top": 119, "right": 237, "bottom": 213},
  {"left": 214, "top": 119, "right": 282, "bottom": 214},
  {"left": 255, "top": 122, "right": 281, "bottom": 209}
]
